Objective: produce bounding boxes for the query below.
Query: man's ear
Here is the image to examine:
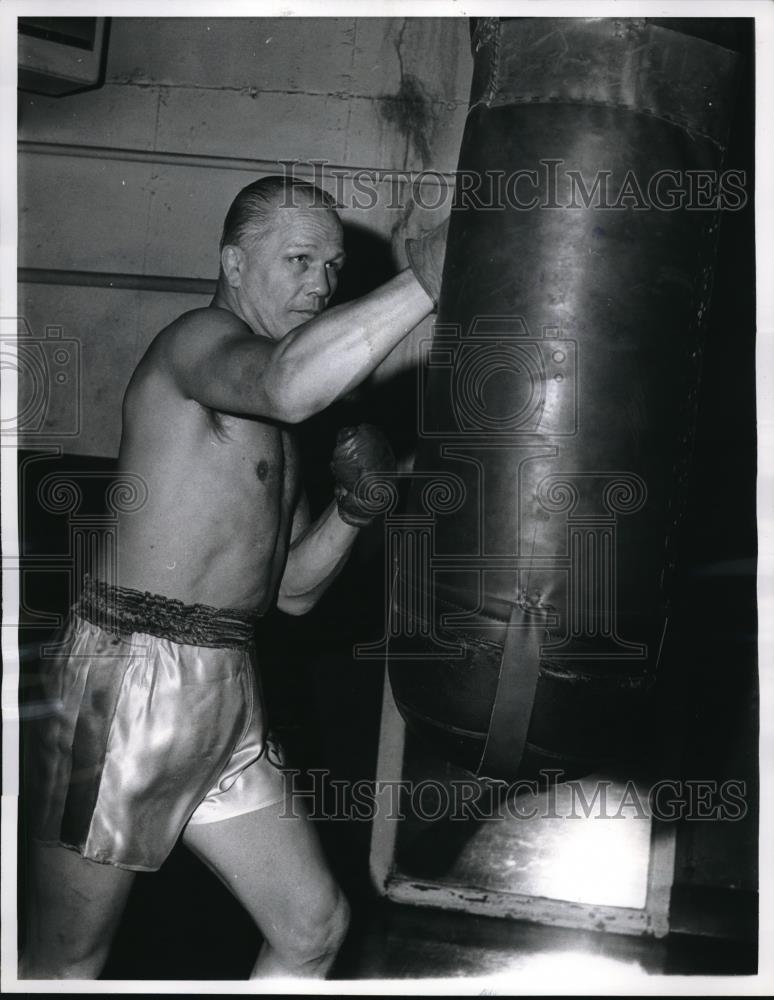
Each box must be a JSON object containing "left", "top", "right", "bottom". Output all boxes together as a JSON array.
[{"left": 221, "top": 245, "right": 243, "bottom": 288}]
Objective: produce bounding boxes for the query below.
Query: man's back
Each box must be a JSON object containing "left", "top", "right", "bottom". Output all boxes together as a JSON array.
[{"left": 115, "top": 307, "right": 300, "bottom": 612}]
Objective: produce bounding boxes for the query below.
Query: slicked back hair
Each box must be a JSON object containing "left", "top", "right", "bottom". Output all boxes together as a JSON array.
[{"left": 219, "top": 175, "right": 339, "bottom": 253}]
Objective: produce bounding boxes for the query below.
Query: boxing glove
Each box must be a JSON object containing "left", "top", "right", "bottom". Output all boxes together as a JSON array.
[
  {"left": 330, "top": 424, "right": 396, "bottom": 527},
  {"left": 405, "top": 217, "right": 450, "bottom": 309}
]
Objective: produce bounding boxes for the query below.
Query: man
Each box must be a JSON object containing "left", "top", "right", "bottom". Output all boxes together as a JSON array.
[{"left": 22, "top": 176, "right": 447, "bottom": 979}]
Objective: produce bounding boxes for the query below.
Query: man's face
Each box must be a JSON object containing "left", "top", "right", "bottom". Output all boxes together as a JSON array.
[{"left": 233, "top": 204, "right": 345, "bottom": 340}]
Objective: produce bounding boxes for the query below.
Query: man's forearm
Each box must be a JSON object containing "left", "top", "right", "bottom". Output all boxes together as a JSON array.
[
  {"left": 277, "top": 501, "right": 359, "bottom": 615},
  {"left": 267, "top": 270, "right": 432, "bottom": 423}
]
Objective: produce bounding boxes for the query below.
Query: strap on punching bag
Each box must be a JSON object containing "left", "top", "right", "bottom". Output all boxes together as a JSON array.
[{"left": 477, "top": 603, "right": 544, "bottom": 779}]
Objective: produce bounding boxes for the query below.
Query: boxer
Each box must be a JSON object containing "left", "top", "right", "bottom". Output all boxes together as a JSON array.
[{"left": 22, "top": 176, "right": 447, "bottom": 980}]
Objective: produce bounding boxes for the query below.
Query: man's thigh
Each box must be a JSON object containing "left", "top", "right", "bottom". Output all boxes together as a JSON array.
[
  {"left": 23, "top": 842, "right": 135, "bottom": 977},
  {"left": 182, "top": 797, "right": 338, "bottom": 935}
]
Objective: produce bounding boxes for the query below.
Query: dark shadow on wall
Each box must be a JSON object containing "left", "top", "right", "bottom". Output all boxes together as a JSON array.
[{"left": 336, "top": 221, "right": 399, "bottom": 303}]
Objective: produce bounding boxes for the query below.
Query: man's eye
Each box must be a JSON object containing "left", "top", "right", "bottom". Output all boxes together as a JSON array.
[
  {"left": 326, "top": 260, "right": 342, "bottom": 272},
  {"left": 288, "top": 255, "right": 307, "bottom": 264}
]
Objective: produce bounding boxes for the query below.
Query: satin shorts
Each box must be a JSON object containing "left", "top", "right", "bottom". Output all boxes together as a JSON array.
[{"left": 27, "top": 614, "right": 287, "bottom": 871}]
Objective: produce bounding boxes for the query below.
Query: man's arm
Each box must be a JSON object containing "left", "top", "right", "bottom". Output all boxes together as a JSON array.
[
  {"left": 276, "top": 497, "right": 359, "bottom": 616},
  {"left": 166, "top": 269, "right": 433, "bottom": 424},
  {"left": 277, "top": 424, "right": 395, "bottom": 615}
]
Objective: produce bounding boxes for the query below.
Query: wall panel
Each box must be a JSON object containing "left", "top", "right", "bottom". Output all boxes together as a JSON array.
[{"left": 17, "top": 16, "right": 472, "bottom": 456}]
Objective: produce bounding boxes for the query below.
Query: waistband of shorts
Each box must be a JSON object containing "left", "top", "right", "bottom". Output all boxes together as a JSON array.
[{"left": 74, "top": 575, "right": 262, "bottom": 648}]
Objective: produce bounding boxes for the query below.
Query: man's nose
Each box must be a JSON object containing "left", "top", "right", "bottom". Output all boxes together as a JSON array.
[{"left": 307, "top": 264, "right": 333, "bottom": 299}]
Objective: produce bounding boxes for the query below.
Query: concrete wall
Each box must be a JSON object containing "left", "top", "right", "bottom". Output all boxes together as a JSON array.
[{"left": 18, "top": 16, "right": 472, "bottom": 455}]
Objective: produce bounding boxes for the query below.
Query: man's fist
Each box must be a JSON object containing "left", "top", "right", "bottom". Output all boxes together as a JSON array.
[
  {"left": 405, "top": 217, "right": 450, "bottom": 309},
  {"left": 330, "top": 424, "right": 396, "bottom": 527}
]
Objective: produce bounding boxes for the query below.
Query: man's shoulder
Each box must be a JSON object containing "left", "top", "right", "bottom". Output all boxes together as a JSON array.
[
  {"left": 130, "top": 308, "right": 252, "bottom": 395},
  {"left": 160, "top": 306, "right": 252, "bottom": 347},
  {"left": 143, "top": 307, "right": 257, "bottom": 379}
]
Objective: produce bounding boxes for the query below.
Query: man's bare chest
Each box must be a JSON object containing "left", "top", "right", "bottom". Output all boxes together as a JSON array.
[{"left": 205, "top": 408, "right": 299, "bottom": 494}]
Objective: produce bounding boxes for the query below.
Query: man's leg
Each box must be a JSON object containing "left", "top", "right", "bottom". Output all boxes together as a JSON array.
[
  {"left": 21, "top": 842, "right": 135, "bottom": 979},
  {"left": 182, "top": 799, "right": 349, "bottom": 979}
]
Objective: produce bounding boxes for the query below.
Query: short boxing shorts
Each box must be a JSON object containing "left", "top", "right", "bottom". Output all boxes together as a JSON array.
[{"left": 26, "top": 577, "right": 287, "bottom": 871}]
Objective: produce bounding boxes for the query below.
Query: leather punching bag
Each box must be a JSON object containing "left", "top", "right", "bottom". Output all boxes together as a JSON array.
[{"left": 387, "top": 18, "right": 741, "bottom": 780}]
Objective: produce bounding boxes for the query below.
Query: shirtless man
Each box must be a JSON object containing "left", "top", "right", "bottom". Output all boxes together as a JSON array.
[{"left": 22, "top": 176, "right": 447, "bottom": 980}]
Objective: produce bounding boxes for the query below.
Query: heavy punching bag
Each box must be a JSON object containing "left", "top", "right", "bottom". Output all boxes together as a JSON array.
[{"left": 387, "top": 18, "right": 742, "bottom": 780}]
